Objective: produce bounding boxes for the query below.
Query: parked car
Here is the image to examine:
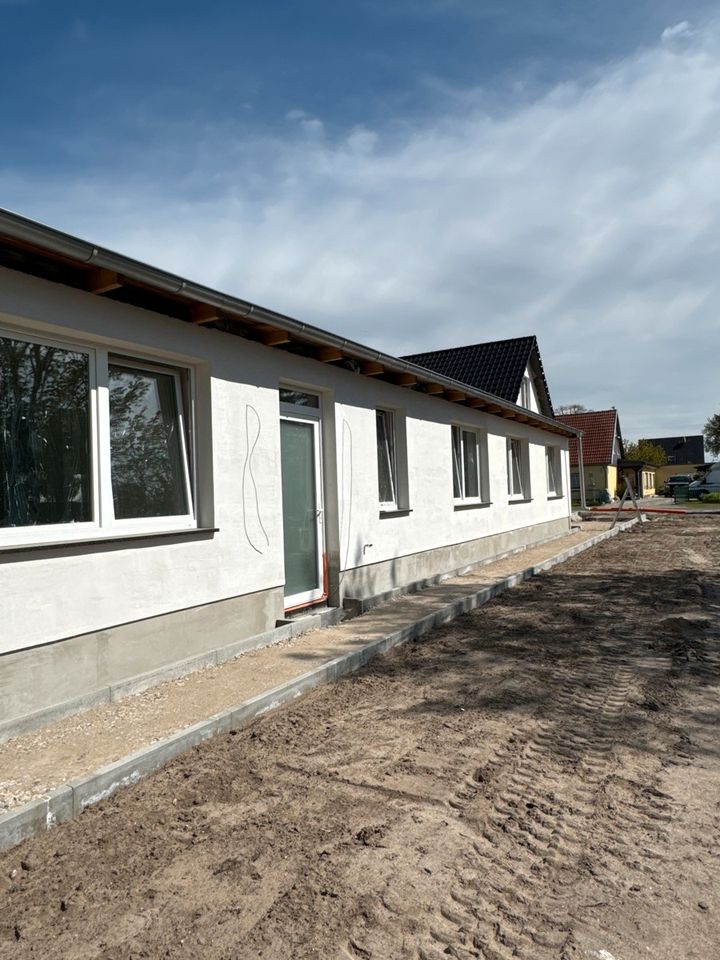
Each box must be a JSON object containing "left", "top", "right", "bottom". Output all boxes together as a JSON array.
[
  {"left": 662, "top": 474, "right": 695, "bottom": 497},
  {"left": 688, "top": 463, "right": 720, "bottom": 499}
]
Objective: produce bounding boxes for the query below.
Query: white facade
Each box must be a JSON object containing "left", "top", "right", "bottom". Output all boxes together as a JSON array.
[{"left": 0, "top": 262, "right": 571, "bottom": 725}]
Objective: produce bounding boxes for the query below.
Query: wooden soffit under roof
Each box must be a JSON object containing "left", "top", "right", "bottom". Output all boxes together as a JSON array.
[{"left": 0, "top": 209, "right": 575, "bottom": 439}]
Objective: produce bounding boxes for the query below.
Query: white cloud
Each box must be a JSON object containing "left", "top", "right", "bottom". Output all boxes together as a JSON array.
[
  {"left": 4, "top": 22, "right": 720, "bottom": 439},
  {"left": 661, "top": 20, "right": 693, "bottom": 43},
  {"left": 286, "top": 109, "right": 325, "bottom": 137}
]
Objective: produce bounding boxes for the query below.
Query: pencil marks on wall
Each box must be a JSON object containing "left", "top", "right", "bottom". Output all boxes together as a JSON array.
[{"left": 242, "top": 404, "right": 270, "bottom": 555}]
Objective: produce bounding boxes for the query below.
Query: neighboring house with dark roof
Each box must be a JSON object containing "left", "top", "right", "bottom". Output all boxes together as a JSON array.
[
  {"left": 645, "top": 435, "right": 706, "bottom": 490},
  {"left": 402, "top": 335, "right": 554, "bottom": 418},
  {"left": 555, "top": 409, "right": 624, "bottom": 503}
]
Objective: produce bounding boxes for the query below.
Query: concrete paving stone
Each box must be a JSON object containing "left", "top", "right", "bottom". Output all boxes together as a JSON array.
[{"left": 0, "top": 798, "right": 49, "bottom": 853}]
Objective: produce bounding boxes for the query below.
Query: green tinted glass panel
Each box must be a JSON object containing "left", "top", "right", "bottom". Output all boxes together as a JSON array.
[{"left": 281, "top": 419, "right": 319, "bottom": 597}]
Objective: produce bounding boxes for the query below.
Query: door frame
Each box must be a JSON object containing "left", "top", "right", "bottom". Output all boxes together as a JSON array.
[{"left": 279, "top": 391, "right": 325, "bottom": 610}]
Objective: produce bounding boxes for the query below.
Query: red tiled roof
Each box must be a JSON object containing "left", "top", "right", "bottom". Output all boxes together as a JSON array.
[{"left": 555, "top": 410, "right": 621, "bottom": 467}]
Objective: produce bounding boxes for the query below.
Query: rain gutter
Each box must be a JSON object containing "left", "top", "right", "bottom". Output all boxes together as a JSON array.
[{"left": 0, "top": 208, "right": 578, "bottom": 439}]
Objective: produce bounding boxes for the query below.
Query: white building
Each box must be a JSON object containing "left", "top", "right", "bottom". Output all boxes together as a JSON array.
[{"left": 0, "top": 210, "right": 576, "bottom": 733}]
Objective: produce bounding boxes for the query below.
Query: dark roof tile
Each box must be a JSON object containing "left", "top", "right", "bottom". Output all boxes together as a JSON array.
[
  {"left": 645, "top": 435, "right": 705, "bottom": 464},
  {"left": 402, "top": 335, "right": 553, "bottom": 412}
]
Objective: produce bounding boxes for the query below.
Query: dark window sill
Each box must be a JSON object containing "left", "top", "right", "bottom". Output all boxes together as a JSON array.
[
  {"left": 454, "top": 501, "right": 492, "bottom": 511},
  {"left": 379, "top": 508, "right": 413, "bottom": 518},
  {"left": 508, "top": 497, "right": 533, "bottom": 504},
  {"left": 547, "top": 494, "right": 564, "bottom": 500},
  {"left": 0, "top": 527, "right": 218, "bottom": 556}
]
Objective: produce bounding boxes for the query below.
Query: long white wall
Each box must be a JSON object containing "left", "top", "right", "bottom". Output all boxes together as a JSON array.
[
  {"left": 333, "top": 379, "right": 569, "bottom": 574},
  {"left": 0, "top": 267, "right": 569, "bottom": 656}
]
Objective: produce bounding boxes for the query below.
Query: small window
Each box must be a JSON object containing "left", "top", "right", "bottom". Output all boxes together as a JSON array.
[
  {"left": 546, "top": 445, "right": 562, "bottom": 497},
  {"left": 376, "top": 409, "right": 397, "bottom": 509},
  {"left": 279, "top": 388, "right": 319, "bottom": 408},
  {"left": 452, "top": 426, "right": 489, "bottom": 503},
  {"left": 520, "top": 376, "right": 532, "bottom": 408},
  {"left": 507, "top": 438, "right": 530, "bottom": 500}
]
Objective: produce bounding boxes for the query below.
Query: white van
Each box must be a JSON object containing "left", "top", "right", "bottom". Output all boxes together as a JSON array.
[{"left": 689, "top": 462, "right": 720, "bottom": 499}]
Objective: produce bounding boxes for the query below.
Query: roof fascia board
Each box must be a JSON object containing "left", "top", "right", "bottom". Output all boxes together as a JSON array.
[{"left": 0, "top": 208, "right": 577, "bottom": 438}]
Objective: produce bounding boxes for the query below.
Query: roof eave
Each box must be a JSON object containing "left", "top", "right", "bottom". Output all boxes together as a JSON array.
[{"left": 0, "top": 207, "right": 577, "bottom": 438}]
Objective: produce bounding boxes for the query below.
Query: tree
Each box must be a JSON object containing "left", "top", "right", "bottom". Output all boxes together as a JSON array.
[
  {"left": 623, "top": 439, "right": 668, "bottom": 465},
  {"left": 555, "top": 403, "right": 589, "bottom": 415},
  {"left": 704, "top": 414, "right": 720, "bottom": 457}
]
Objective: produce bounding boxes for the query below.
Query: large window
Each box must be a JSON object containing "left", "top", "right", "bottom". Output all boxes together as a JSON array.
[
  {"left": 507, "top": 437, "right": 530, "bottom": 500},
  {"left": 1, "top": 335, "right": 92, "bottom": 529},
  {"left": 0, "top": 329, "right": 195, "bottom": 543},
  {"left": 546, "top": 445, "right": 563, "bottom": 497},
  {"left": 452, "top": 426, "right": 489, "bottom": 504}
]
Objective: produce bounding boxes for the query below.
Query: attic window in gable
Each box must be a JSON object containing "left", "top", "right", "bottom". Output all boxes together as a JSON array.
[{"left": 520, "top": 375, "right": 532, "bottom": 408}]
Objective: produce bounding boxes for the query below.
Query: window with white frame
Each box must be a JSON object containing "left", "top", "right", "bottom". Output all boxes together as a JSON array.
[
  {"left": 108, "top": 360, "right": 193, "bottom": 520},
  {"left": 545, "top": 445, "right": 562, "bottom": 497},
  {"left": 376, "top": 408, "right": 398, "bottom": 509},
  {"left": 0, "top": 328, "right": 195, "bottom": 542},
  {"left": 519, "top": 375, "right": 532, "bottom": 409},
  {"left": 452, "top": 425, "right": 489, "bottom": 504},
  {"left": 507, "top": 437, "right": 530, "bottom": 500}
]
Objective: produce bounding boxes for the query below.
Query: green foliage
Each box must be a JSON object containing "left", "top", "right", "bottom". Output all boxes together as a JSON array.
[
  {"left": 623, "top": 439, "right": 668, "bottom": 466},
  {"left": 703, "top": 413, "right": 720, "bottom": 457},
  {"left": 701, "top": 492, "right": 720, "bottom": 503}
]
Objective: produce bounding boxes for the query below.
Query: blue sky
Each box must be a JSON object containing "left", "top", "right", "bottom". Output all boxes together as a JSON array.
[{"left": 1, "top": 0, "right": 718, "bottom": 441}]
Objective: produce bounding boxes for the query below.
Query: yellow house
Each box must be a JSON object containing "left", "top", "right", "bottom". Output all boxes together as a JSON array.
[{"left": 618, "top": 461, "right": 656, "bottom": 497}]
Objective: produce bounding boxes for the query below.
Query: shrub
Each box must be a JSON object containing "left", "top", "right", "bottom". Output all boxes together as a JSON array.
[{"left": 701, "top": 492, "right": 720, "bottom": 503}]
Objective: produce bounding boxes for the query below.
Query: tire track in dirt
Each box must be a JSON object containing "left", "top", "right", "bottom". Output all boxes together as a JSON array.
[
  {"left": 3, "top": 518, "right": 719, "bottom": 960},
  {"left": 416, "top": 655, "right": 650, "bottom": 960}
]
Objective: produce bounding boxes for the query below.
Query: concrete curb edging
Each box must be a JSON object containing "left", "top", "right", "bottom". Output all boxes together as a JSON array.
[
  {"left": 342, "top": 526, "right": 582, "bottom": 617},
  {"left": 0, "top": 519, "right": 636, "bottom": 854}
]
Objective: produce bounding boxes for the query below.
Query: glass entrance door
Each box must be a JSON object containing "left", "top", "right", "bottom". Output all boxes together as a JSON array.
[{"left": 280, "top": 415, "right": 324, "bottom": 608}]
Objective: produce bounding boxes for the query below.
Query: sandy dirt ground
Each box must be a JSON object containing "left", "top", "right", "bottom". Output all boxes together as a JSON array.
[
  {"left": 1, "top": 516, "right": 718, "bottom": 960},
  {"left": 0, "top": 524, "right": 610, "bottom": 814}
]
